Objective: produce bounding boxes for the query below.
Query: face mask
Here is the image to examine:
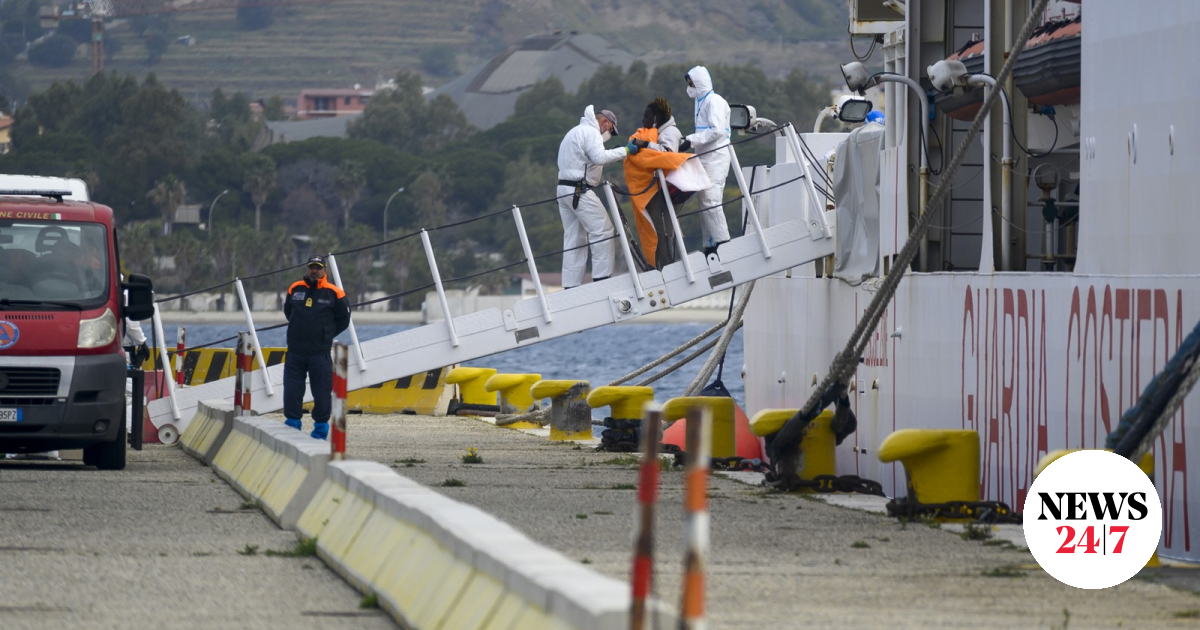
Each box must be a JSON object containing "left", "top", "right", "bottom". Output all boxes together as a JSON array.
[
  {"left": 601, "top": 130, "right": 612, "bottom": 141},
  {"left": 687, "top": 86, "right": 700, "bottom": 99}
]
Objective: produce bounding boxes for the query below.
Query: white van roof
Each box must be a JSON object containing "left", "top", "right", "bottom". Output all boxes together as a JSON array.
[{"left": 0, "top": 175, "right": 89, "bottom": 201}]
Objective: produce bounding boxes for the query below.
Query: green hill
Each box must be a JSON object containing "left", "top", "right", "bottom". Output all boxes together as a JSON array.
[{"left": 9, "top": 0, "right": 848, "bottom": 101}]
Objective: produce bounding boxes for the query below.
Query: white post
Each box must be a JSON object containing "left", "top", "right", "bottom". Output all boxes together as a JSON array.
[
  {"left": 511, "top": 205, "right": 553, "bottom": 323},
  {"left": 234, "top": 278, "right": 275, "bottom": 396},
  {"left": 601, "top": 182, "right": 645, "bottom": 299},
  {"left": 656, "top": 169, "right": 694, "bottom": 283},
  {"left": 420, "top": 229, "right": 459, "bottom": 347},
  {"left": 150, "top": 304, "right": 181, "bottom": 421},
  {"left": 726, "top": 146, "right": 772, "bottom": 258},
  {"left": 324, "top": 253, "right": 368, "bottom": 371},
  {"left": 783, "top": 124, "right": 833, "bottom": 238}
]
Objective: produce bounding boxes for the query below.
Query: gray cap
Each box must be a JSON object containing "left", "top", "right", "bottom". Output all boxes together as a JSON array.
[{"left": 599, "top": 109, "right": 619, "bottom": 135}]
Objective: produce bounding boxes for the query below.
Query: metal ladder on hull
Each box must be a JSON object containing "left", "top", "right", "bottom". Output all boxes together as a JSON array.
[{"left": 148, "top": 127, "right": 834, "bottom": 433}]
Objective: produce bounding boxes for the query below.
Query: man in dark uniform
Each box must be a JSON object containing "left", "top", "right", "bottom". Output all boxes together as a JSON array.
[{"left": 283, "top": 255, "right": 350, "bottom": 439}]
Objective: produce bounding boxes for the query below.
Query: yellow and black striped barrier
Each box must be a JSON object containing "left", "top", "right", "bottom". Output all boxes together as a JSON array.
[{"left": 145, "top": 348, "right": 447, "bottom": 415}]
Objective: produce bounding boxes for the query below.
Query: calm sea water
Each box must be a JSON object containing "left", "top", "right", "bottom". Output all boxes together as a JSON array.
[{"left": 154, "top": 322, "right": 745, "bottom": 406}]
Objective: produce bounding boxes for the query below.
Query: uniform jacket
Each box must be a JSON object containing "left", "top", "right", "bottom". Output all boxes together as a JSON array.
[
  {"left": 557, "top": 105, "right": 628, "bottom": 186},
  {"left": 284, "top": 276, "right": 351, "bottom": 356}
]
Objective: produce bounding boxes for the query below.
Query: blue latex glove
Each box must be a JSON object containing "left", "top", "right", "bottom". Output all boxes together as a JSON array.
[{"left": 625, "top": 141, "right": 640, "bottom": 155}]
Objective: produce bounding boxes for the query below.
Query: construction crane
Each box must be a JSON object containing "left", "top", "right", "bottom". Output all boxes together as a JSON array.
[{"left": 39, "top": 0, "right": 330, "bottom": 75}]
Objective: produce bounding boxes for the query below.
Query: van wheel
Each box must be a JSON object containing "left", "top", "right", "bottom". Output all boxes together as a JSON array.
[{"left": 85, "top": 422, "right": 126, "bottom": 471}]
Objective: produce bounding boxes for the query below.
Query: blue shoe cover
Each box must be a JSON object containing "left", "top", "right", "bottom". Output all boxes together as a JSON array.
[
  {"left": 284, "top": 418, "right": 302, "bottom": 431},
  {"left": 311, "top": 422, "right": 329, "bottom": 440}
]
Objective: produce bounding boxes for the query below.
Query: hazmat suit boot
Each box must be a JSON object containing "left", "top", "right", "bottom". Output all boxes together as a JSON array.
[
  {"left": 311, "top": 422, "right": 329, "bottom": 440},
  {"left": 285, "top": 418, "right": 302, "bottom": 431}
]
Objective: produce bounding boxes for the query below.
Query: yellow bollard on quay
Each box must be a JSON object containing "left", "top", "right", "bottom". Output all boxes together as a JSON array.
[
  {"left": 877, "top": 429, "right": 981, "bottom": 512},
  {"left": 663, "top": 396, "right": 735, "bottom": 459},
  {"left": 749, "top": 409, "right": 836, "bottom": 482},
  {"left": 588, "top": 386, "right": 655, "bottom": 450},
  {"left": 1034, "top": 449, "right": 1161, "bottom": 567},
  {"left": 445, "top": 367, "right": 498, "bottom": 415},
  {"left": 530, "top": 380, "right": 592, "bottom": 441},
  {"left": 485, "top": 373, "right": 542, "bottom": 428}
]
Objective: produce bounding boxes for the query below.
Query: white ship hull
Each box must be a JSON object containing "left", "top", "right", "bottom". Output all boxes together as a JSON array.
[
  {"left": 746, "top": 273, "right": 1200, "bottom": 562},
  {"left": 745, "top": 0, "right": 1200, "bottom": 563}
]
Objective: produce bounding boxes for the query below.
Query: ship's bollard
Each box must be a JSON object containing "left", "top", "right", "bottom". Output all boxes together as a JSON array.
[
  {"left": 485, "top": 373, "right": 542, "bottom": 425},
  {"left": 233, "top": 332, "right": 245, "bottom": 416},
  {"left": 679, "top": 404, "right": 711, "bottom": 630},
  {"left": 240, "top": 332, "right": 253, "bottom": 413},
  {"left": 1034, "top": 449, "right": 1160, "bottom": 567},
  {"left": 331, "top": 343, "right": 348, "bottom": 460},
  {"left": 749, "top": 409, "right": 837, "bottom": 484},
  {"left": 630, "top": 403, "right": 662, "bottom": 630},
  {"left": 530, "top": 380, "right": 592, "bottom": 441},
  {"left": 877, "top": 429, "right": 980, "bottom": 512},
  {"left": 587, "top": 386, "right": 655, "bottom": 450},
  {"left": 175, "top": 326, "right": 186, "bottom": 388},
  {"left": 445, "top": 367, "right": 499, "bottom": 415}
]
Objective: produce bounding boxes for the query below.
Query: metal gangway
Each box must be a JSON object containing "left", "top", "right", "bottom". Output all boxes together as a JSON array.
[{"left": 148, "top": 125, "right": 835, "bottom": 435}]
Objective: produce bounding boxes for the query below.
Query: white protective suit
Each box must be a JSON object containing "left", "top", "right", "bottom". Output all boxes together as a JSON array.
[
  {"left": 556, "top": 105, "right": 629, "bottom": 288},
  {"left": 684, "top": 66, "right": 732, "bottom": 246}
]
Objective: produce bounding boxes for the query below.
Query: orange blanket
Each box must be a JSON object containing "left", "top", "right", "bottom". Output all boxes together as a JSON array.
[{"left": 623, "top": 127, "right": 691, "bottom": 265}]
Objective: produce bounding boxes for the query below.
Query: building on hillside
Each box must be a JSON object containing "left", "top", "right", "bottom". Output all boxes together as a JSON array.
[
  {"left": 297, "top": 86, "right": 373, "bottom": 119},
  {"left": 428, "top": 32, "right": 634, "bottom": 130}
]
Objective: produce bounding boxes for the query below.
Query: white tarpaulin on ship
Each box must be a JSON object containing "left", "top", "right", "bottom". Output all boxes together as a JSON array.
[{"left": 831, "top": 123, "right": 884, "bottom": 284}]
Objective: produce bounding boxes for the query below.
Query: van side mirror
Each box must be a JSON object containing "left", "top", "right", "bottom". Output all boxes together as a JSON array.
[{"left": 122, "top": 273, "right": 155, "bottom": 321}]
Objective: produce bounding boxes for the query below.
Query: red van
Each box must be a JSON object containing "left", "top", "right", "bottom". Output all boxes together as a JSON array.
[{"left": 0, "top": 186, "right": 154, "bottom": 469}]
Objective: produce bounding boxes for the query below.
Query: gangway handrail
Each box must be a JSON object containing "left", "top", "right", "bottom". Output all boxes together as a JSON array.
[
  {"left": 235, "top": 278, "right": 275, "bottom": 396},
  {"left": 325, "top": 253, "right": 368, "bottom": 372}
]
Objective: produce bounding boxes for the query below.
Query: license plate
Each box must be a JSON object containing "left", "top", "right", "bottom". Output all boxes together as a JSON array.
[{"left": 0, "top": 408, "right": 22, "bottom": 422}]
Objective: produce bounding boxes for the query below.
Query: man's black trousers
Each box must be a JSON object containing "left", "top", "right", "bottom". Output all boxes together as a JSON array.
[{"left": 283, "top": 351, "right": 333, "bottom": 423}]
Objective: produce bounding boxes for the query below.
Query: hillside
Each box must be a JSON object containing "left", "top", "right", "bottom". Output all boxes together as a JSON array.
[{"left": 9, "top": 0, "right": 849, "bottom": 102}]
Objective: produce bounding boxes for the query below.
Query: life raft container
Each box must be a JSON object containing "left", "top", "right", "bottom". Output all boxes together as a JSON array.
[{"left": 1013, "top": 15, "right": 1081, "bottom": 107}]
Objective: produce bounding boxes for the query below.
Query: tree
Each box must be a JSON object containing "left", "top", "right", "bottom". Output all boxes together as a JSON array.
[
  {"left": 261, "top": 95, "right": 286, "bottom": 121},
  {"left": 333, "top": 160, "right": 366, "bottom": 230},
  {"left": 237, "top": 6, "right": 274, "bottom": 30},
  {"left": 347, "top": 72, "right": 473, "bottom": 154},
  {"left": 28, "top": 34, "right": 77, "bottom": 68},
  {"left": 116, "top": 221, "right": 159, "bottom": 278},
  {"left": 419, "top": 45, "right": 458, "bottom": 78},
  {"left": 243, "top": 153, "right": 276, "bottom": 232},
  {"left": 145, "top": 31, "right": 169, "bottom": 65},
  {"left": 147, "top": 174, "right": 186, "bottom": 236}
]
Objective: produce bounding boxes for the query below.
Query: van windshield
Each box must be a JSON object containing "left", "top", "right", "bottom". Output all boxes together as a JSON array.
[{"left": 0, "top": 221, "right": 110, "bottom": 307}]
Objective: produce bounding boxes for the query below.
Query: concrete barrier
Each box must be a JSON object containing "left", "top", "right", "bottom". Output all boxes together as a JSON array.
[
  {"left": 182, "top": 400, "right": 675, "bottom": 629},
  {"left": 178, "top": 399, "right": 234, "bottom": 464}
]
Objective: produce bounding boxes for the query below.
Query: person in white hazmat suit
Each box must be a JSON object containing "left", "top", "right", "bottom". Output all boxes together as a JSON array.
[
  {"left": 680, "top": 66, "right": 732, "bottom": 251},
  {"left": 556, "top": 105, "right": 638, "bottom": 289}
]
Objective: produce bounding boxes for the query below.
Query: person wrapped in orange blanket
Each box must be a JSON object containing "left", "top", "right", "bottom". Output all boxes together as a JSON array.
[{"left": 623, "top": 99, "right": 692, "bottom": 269}]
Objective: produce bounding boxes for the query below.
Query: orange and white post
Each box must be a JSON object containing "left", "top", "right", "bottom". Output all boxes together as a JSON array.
[
  {"left": 630, "top": 403, "right": 662, "bottom": 630},
  {"left": 680, "top": 404, "right": 712, "bottom": 630},
  {"left": 175, "top": 326, "right": 186, "bottom": 387},
  {"left": 233, "top": 332, "right": 245, "bottom": 416},
  {"left": 331, "top": 342, "right": 348, "bottom": 460},
  {"left": 240, "top": 333, "right": 253, "bottom": 412}
]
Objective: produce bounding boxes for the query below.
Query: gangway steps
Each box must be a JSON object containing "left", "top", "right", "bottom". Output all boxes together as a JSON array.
[{"left": 149, "top": 215, "right": 833, "bottom": 432}]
